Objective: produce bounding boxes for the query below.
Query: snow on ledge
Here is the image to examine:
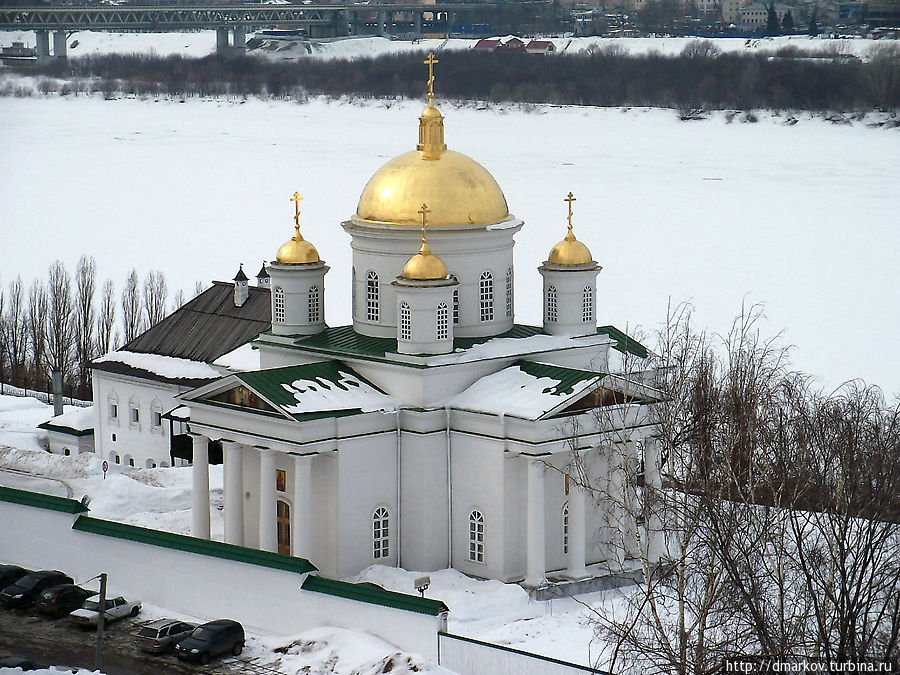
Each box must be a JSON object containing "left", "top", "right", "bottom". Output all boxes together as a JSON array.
[
  {"left": 95, "top": 350, "right": 223, "bottom": 381},
  {"left": 213, "top": 342, "right": 260, "bottom": 372},
  {"left": 43, "top": 405, "right": 94, "bottom": 431}
]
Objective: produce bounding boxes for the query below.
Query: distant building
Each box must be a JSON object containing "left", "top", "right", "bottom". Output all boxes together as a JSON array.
[
  {"left": 740, "top": 2, "right": 793, "bottom": 30},
  {"left": 525, "top": 39, "right": 557, "bottom": 53}
]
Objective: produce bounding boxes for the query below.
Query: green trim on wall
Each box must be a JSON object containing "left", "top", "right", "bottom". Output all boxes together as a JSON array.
[
  {"left": 302, "top": 575, "right": 448, "bottom": 616},
  {"left": 72, "top": 517, "right": 317, "bottom": 574},
  {"left": 37, "top": 422, "right": 93, "bottom": 437},
  {"left": 0, "top": 486, "right": 88, "bottom": 514}
]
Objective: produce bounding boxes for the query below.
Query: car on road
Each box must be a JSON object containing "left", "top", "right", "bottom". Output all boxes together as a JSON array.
[
  {"left": 175, "top": 619, "right": 244, "bottom": 665},
  {"left": 0, "top": 565, "right": 32, "bottom": 590},
  {"left": 0, "top": 656, "right": 40, "bottom": 670},
  {"left": 134, "top": 618, "right": 196, "bottom": 654},
  {"left": 0, "top": 570, "right": 73, "bottom": 609},
  {"left": 36, "top": 583, "right": 94, "bottom": 619},
  {"left": 69, "top": 594, "right": 141, "bottom": 626}
]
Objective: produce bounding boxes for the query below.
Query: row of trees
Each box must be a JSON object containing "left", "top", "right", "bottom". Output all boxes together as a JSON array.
[
  {"left": 12, "top": 43, "right": 900, "bottom": 112},
  {"left": 0, "top": 258, "right": 195, "bottom": 402},
  {"left": 584, "top": 305, "right": 899, "bottom": 672}
]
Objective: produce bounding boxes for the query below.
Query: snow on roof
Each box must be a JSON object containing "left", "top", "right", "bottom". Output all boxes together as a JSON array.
[
  {"left": 280, "top": 369, "right": 398, "bottom": 416},
  {"left": 95, "top": 350, "right": 222, "bottom": 381},
  {"left": 40, "top": 405, "right": 94, "bottom": 432},
  {"left": 441, "top": 333, "right": 588, "bottom": 364},
  {"left": 212, "top": 342, "right": 260, "bottom": 372},
  {"left": 448, "top": 362, "right": 602, "bottom": 420}
]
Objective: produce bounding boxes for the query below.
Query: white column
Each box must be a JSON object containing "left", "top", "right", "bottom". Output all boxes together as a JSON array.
[
  {"left": 623, "top": 441, "right": 641, "bottom": 560},
  {"left": 644, "top": 438, "right": 665, "bottom": 563},
  {"left": 191, "top": 435, "right": 210, "bottom": 539},
  {"left": 259, "top": 449, "right": 277, "bottom": 553},
  {"left": 566, "top": 478, "right": 588, "bottom": 580},
  {"left": 525, "top": 457, "right": 546, "bottom": 588},
  {"left": 223, "top": 441, "right": 244, "bottom": 546},
  {"left": 293, "top": 455, "right": 313, "bottom": 560}
]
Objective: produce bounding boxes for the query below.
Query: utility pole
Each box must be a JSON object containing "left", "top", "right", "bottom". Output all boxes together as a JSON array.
[{"left": 95, "top": 572, "right": 107, "bottom": 672}]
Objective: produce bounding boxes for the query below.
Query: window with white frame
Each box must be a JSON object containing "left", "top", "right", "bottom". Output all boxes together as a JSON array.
[
  {"left": 505, "top": 267, "right": 513, "bottom": 317},
  {"left": 563, "top": 501, "right": 569, "bottom": 555},
  {"left": 452, "top": 289, "right": 459, "bottom": 324},
  {"left": 128, "top": 398, "right": 140, "bottom": 426},
  {"left": 373, "top": 507, "right": 390, "bottom": 559},
  {"left": 582, "top": 285, "right": 593, "bottom": 322},
  {"left": 273, "top": 287, "right": 285, "bottom": 324},
  {"left": 366, "top": 271, "right": 380, "bottom": 322},
  {"left": 479, "top": 272, "right": 493, "bottom": 322},
  {"left": 308, "top": 285, "right": 320, "bottom": 323},
  {"left": 547, "top": 286, "right": 558, "bottom": 323},
  {"left": 150, "top": 399, "right": 162, "bottom": 432},
  {"left": 399, "top": 302, "right": 411, "bottom": 341},
  {"left": 468, "top": 510, "right": 485, "bottom": 563},
  {"left": 436, "top": 303, "right": 448, "bottom": 340},
  {"left": 108, "top": 393, "right": 118, "bottom": 421}
]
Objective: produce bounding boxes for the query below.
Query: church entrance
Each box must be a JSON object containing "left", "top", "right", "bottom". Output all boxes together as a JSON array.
[{"left": 276, "top": 500, "right": 291, "bottom": 555}]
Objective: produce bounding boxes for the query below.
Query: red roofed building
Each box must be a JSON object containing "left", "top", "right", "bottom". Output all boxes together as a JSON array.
[
  {"left": 525, "top": 39, "right": 556, "bottom": 54},
  {"left": 473, "top": 38, "right": 500, "bottom": 50}
]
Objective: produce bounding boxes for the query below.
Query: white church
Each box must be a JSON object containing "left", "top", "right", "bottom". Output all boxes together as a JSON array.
[{"left": 85, "top": 55, "right": 660, "bottom": 586}]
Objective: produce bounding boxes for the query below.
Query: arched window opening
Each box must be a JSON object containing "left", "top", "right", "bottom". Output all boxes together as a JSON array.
[
  {"left": 468, "top": 510, "right": 485, "bottom": 563},
  {"left": 277, "top": 500, "right": 291, "bottom": 556},
  {"left": 399, "top": 302, "right": 411, "bottom": 341},
  {"left": 273, "top": 287, "right": 285, "bottom": 324},
  {"left": 479, "top": 272, "right": 493, "bottom": 322},
  {"left": 352, "top": 267, "right": 357, "bottom": 318},
  {"left": 505, "top": 267, "right": 513, "bottom": 318},
  {"left": 563, "top": 502, "right": 569, "bottom": 555},
  {"left": 547, "top": 286, "right": 558, "bottom": 323},
  {"left": 373, "top": 507, "right": 390, "bottom": 559},
  {"left": 452, "top": 289, "right": 459, "bottom": 325},
  {"left": 366, "top": 271, "right": 380, "bottom": 322},
  {"left": 582, "top": 285, "right": 593, "bottom": 323},
  {"left": 308, "top": 285, "right": 320, "bottom": 323},
  {"left": 436, "top": 303, "right": 448, "bottom": 340}
]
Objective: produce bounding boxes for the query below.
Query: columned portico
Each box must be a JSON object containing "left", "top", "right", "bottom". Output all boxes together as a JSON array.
[
  {"left": 293, "top": 455, "right": 313, "bottom": 559},
  {"left": 525, "top": 457, "right": 547, "bottom": 587},
  {"left": 191, "top": 434, "right": 210, "bottom": 539},
  {"left": 223, "top": 440, "right": 244, "bottom": 546},
  {"left": 258, "top": 449, "right": 277, "bottom": 553},
  {"left": 565, "top": 476, "right": 588, "bottom": 579}
]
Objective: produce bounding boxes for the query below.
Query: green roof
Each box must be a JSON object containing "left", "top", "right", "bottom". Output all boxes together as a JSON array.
[
  {"left": 597, "top": 325, "right": 649, "bottom": 358},
  {"left": 0, "top": 486, "right": 88, "bottom": 514},
  {"left": 37, "top": 422, "right": 93, "bottom": 437},
  {"left": 302, "top": 575, "right": 448, "bottom": 616},
  {"left": 518, "top": 360, "right": 604, "bottom": 396},
  {"left": 73, "top": 517, "right": 317, "bottom": 574}
]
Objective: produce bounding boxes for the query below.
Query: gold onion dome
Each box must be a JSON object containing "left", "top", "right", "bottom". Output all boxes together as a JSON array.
[
  {"left": 402, "top": 204, "right": 448, "bottom": 280},
  {"left": 276, "top": 192, "right": 320, "bottom": 264},
  {"left": 548, "top": 192, "right": 594, "bottom": 266},
  {"left": 355, "top": 52, "right": 510, "bottom": 227}
]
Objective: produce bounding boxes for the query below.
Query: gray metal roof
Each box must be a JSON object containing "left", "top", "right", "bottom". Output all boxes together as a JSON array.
[{"left": 114, "top": 281, "right": 271, "bottom": 364}]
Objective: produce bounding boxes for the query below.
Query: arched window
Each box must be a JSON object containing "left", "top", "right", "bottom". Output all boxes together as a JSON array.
[
  {"left": 468, "top": 510, "right": 485, "bottom": 563},
  {"left": 373, "top": 507, "right": 390, "bottom": 559},
  {"left": 436, "top": 303, "right": 448, "bottom": 340},
  {"left": 562, "top": 501, "right": 569, "bottom": 555},
  {"left": 505, "top": 267, "right": 513, "bottom": 318},
  {"left": 128, "top": 396, "right": 140, "bottom": 427},
  {"left": 452, "top": 289, "right": 459, "bottom": 325},
  {"left": 547, "top": 286, "right": 558, "bottom": 323},
  {"left": 273, "top": 286, "right": 285, "bottom": 324},
  {"left": 150, "top": 398, "right": 162, "bottom": 432},
  {"left": 479, "top": 272, "right": 493, "bottom": 322},
  {"left": 308, "top": 285, "right": 320, "bottom": 323},
  {"left": 351, "top": 267, "right": 357, "bottom": 318},
  {"left": 582, "top": 285, "right": 593, "bottom": 323},
  {"left": 399, "top": 302, "right": 411, "bottom": 341},
  {"left": 107, "top": 392, "right": 118, "bottom": 422},
  {"left": 366, "top": 271, "right": 380, "bottom": 322},
  {"left": 277, "top": 500, "right": 291, "bottom": 556}
]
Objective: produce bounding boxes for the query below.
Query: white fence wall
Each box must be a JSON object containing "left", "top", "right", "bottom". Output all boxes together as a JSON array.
[
  {"left": 0, "top": 493, "right": 444, "bottom": 662},
  {"left": 439, "top": 632, "right": 608, "bottom": 675}
]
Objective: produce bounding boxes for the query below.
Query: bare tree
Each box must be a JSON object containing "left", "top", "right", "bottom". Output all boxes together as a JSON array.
[
  {"left": 171, "top": 288, "right": 185, "bottom": 313},
  {"left": 193, "top": 280, "right": 206, "bottom": 299},
  {"left": 142, "top": 270, "right": 168, "bottom": 328},
  {"left": 96, "top": 278, "right": 116, "bottom": 357},
  {"left": 74, "top": 255, "right": 97, "bottom": 398},
  {"left": 121, "top": 268, "right": 143, "bottom": 345},
  {"left": 0, "top": 282, "right": 5, "bottom": 389},
  {"left": 27, "top": 280, "right": 49, "bottom": 392},
  {"left": 4, "top": 276, "right": 28, "bottom": 387},
  {"left": 45, "top": 260, "right": 75, "bottom": 392}
]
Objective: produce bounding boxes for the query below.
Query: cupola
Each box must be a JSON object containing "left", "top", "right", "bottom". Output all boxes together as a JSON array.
[
  {"left": 276, "top": 193, "right": 320, "bottom": 264},
  {"left": 547, "top": 193, "right": 594, "bottom": 266},
  {"left": 233, "top": 264, "right": 249, "bottom": 307},
  {"left": 256, "top": 262, "right": 271, "bottom": 288}
]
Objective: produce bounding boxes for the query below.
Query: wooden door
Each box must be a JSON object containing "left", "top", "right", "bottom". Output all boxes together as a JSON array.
[{"left": 276, "top": 500, "right": 291, "bottom": 556}]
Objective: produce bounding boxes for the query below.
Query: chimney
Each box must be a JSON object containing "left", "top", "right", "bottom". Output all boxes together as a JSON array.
[
  {"left": 233, "top": 265, "right": 249, "bottom": 307},
  {"left": 256, "top": 262, "right": 271, "bottom": 288}
]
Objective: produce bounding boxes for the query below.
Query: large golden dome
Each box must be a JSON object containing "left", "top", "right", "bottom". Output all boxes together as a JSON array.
[{"left": 356, "top": 150, "right": 510, "bottom": 226}]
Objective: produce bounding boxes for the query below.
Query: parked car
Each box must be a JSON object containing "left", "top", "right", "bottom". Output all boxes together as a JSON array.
[
  {"left": 175, "top": 619, "right": 244, "bottom": 665},
  {"left": 69, "top": 594, "right": 141, "bottom": 626},
  {"left": 0, "top": 656, "right": 39, "bottom": 670},
  {"left": 0, "top": 570, "right": 73, "bottom": 609},
  {"left": 0, "top": 565, "right": 32, "bottom": 590},
  {"left": 35, "top": 583, "right": 94, "bottom": 619},
  {"left": 135, "top": 618, "right": 195, "bottom": 654}
]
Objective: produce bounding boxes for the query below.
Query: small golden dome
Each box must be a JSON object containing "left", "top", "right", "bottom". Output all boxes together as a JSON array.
[
  {"left": 548, "top": 191, "right": 594, "bottom": 266},
  {"left": 276, "top": 230, "right": 320, "bottom": 264},
  {"left": 401, "top": 242, "right": 449, "bottom": 280}
]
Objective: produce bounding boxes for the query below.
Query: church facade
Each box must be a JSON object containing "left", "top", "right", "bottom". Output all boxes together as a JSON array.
[{"left": 116, "top": 55, "right": 659, "bottom": 585}]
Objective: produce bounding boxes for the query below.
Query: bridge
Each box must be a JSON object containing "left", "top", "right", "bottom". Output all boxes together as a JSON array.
[{"left": 0, "top": 2, "right": 551, "bottom": 59}]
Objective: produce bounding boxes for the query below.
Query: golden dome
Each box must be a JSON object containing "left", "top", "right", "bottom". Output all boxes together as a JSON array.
[
  {"left": 277, "top": 192, "right": 321, "bottom": 264},
  {"left": 548, "top": 191, "right": 594, "bottom": 266},
  {"left": 401, "top": 241, "right": 449, "bottom": 280},
  {"left": 356, "top": 150, "right": 510, "bottom": 227}
]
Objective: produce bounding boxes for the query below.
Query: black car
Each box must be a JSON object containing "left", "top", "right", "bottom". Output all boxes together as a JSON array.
[
  {"left": 0, "top": 570, "right": 74, "bottom": 609},
  {"left": 175, "top": 619, "right": 244, "bottom": 665},
  {"left": 0, "top": 656, "right": 39, "bottom": 670},
  {"left": 35, "top": 583, "right": 94, "bottom": 619},
  {"left": 0, "top": 565, "right": 32, "bottom": 590}
]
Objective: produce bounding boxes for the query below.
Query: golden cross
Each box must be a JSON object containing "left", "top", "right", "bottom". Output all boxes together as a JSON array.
[
  {"left": 424, "top": 52, "right": 439, "bottom": 102},
  {"left": 564, "top": 192, "right": 576, "bottom": 231},
  {"left": 290, "top": 191, "right": 304, "bottom": 229},
  {"left": 418, "top": 203, "right": 431, "bottom": 246}
]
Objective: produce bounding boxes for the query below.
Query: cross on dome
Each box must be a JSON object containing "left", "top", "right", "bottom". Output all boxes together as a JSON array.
[
  {"left": 424, "top": 52, "right": 439, "bottom": 105},
  {"left": 275, "top": 190, "right": 320, "bottom": 264},
  {"left": 564, "top": 191, "right": 576, "bottom": 234},
  {"left": 547, "top": 191, "right": 594, "bottom": 266}
]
